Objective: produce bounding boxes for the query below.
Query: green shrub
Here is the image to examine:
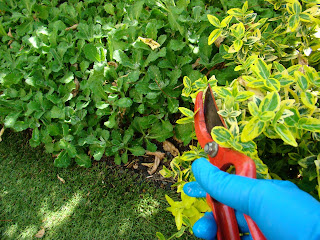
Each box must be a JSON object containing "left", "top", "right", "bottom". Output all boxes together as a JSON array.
[
  {"left": 0, "top": 0, "right": 222, "bottom": 167},
  {"left": 160, "top": 0, "right": 320, "bottom": 238}
]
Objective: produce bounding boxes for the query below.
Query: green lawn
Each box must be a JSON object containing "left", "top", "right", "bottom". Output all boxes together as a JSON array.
[{"left": 0, "top": 131, "right": 195, "bottom": 239}]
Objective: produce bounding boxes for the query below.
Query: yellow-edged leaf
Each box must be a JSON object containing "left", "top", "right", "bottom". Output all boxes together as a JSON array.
[
  {"left": 274, "top": 123, "right": 298, "bottom": 147},
  {"left": 241, "top": 117, "right": 266, "bottom": 142},
  {"left": 207, "top": 14, "right": 221, "bottom": 28},
  {"left": 208, "top": 29, "right": 222, "bottom": 45}
]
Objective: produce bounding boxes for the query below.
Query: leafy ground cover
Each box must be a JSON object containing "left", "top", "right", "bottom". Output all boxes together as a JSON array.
[
  {"left": 0, "top": 130, "right": 196, "bottom": 239},
  {"left": 0, "top": 0, "right": 222, "bottom": 167}
]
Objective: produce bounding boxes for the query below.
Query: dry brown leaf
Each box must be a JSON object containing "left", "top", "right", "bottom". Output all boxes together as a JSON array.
[
  {"left": 146, "top": 151, "right": 165, "bottom": 159},
  {"left": 192, "top": 58, "right": 201, "bottom": 69},
  {"left": 141, "top": 163, "right": 154, "bottom": 167},
  {"left": 163, "top": 141, "right": 179, "bottom": 157},
  {"left": 148, "top": 156, "right": 160, "bottom": 175},
  {"left": 65, "top": 24, "right": 78, "bottom": 31},
  {"left": 214, "top": 36, "right": 225, "bottom": 48},
  {"left": 133, "top": 162, "right": 139, "bottom": 169},
  {"left": 126, "top": 160, "right": 138, "bottom": 168},
  {"left": 72, "top": 77, "right": 80, "bottom": 97},
  {"left": 8, "top": 28, "right": 13, "bottom": 38},
  {"left": 0, "top": 127, "right": 5, "bottom": 142},
  {"left": 108, "top": 61, "right": 119, "bottom": 68},
  {"left": 173, "top": 136, "right": 183, "bottom": 144},
  {"left": 35, "top": 228, "right": 45, "bottom": 238},
  {"left": 57, "top": 175, "right": 65, "bottom": 184},
  {"left": 138, "top": 37, "right": 160, "bottom": 50}
]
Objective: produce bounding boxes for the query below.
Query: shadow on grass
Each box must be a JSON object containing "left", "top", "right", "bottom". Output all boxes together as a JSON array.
[{"left": 0, "top": 131, "right": 196, "bottom": 240}]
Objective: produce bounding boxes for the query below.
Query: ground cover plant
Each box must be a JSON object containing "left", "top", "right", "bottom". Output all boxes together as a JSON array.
[
  {"left": 159, "top": 0, "right": 320, "bottom": 238},
  {"left": 0, "top": 130, "right": 198, "bottom": 239},
  {"left": 0, "top": 0, "right": 222, "bottom": 167}
]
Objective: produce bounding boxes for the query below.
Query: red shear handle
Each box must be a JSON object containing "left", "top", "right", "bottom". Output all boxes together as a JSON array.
[{"left": 194, "top": 91, "right": 266, "bottom": 240}]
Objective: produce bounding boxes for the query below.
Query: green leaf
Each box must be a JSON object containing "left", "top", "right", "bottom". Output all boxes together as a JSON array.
[
  {"left": 84, "top": 44, "right": 102, "bottom": 62},
  {"left": 274, "top": 123, "right": 297, "bottom": 147},
  {"left": 300, "top": 13, "right": 312, "bottom": 22},
  {"left": 233, "top": 39, "right": 243, "bottom": 52},
  {"left": 168, "top": 8, "right": 184, "bottom": 35},
  {"left": 50, "top": 106, "right": 65, "bottom": 119},
  {"left": 212, "top": 87, "right": 232, "bottom": 98},
  {"left": 156, "top": 232, "right": 166, "bottom": 240},
  {"left": 234, "top": 22, "right": 245, "bottom": 39},
  {"left": 113, "top": 50, "right": 135, "bottom": 69},
  {"left": 284, "top": 108, "right": 300, "bottom": 127},
  {"left": 75, "top": 154, "right": 91, "bottom": 168},
  {"left": 221, "top": 16, "right": 233, "bottom": 27},
  {"left": 259, "top": 92, "right": 280, "bottom": 112},
  {"left": 4, "top": 112, "right": 21, "bottom": 128},
  {"left": 54, "top": 150, "right": 71, "bottom": 168},
  {"left": 179, "top": 107, "right": 194, "bottom": 117},
  {"left": 3, "top": 72, "right": 23, "bottom": 87},
  {"left": 116, "top": 98, "right": 133, "bottom": 108},
  {"left": 241, "top": 117, "right": 266, "bottom": 142},
  {"left": 168, "top": 98, "right": 179, "bottom": 113},
  {"left": 30, "top": 128, "right": 41, "bottom": 147},
  {"left": 211, "top": 126, "right": 232, "bottom": 145},
  {"left": 114, "top": 153, "right": 121, "bottom": 165},
  {"left": 301, "top": 92, "right": 316, "bottom": 109},
  {"left": 148, "top": 120, "right": 173, "bottom": 142},
  {"left": 128, "top": 146, "right": 145, "bottom": 156},
  {"left": 176, "top": 117, "right": 193, "bottom": 124},
  {"left": 175, "top": 123, "right": 193, "bottom": 145},
  {"left": 295, "top": 71, "right": 309, "bottom": 90},
  {"left": 121, "top": 151, "right": 128, "bottom": 164},
  {"left": 208, "top": 29, "right": 222, "bottom": 45},
  {"left": 298, "top": 118, "right": 320, "bottom": 132},
  {"left": 288, "top": 15, "right": 300, "bottom": 31},
  {"left": 264, "top": 78, "right": 280, "bottom": 91},
  {"left": 259, "top": 111, "right": 275, "bottom": 122},
  {"left": 146, "top": 139, "right": 157, "bottom": 152},
  {"left": 207, "top": 14, "right": 221, "bottom": 28},
  {"left": 252, "top": 59, "right": 270, "bottom": 80},
  {"left": 235, "top": 91, "right": 254, "bottom": 102},
  {"left": 104, "top": 3, "right": 115, "bottom": 15}
]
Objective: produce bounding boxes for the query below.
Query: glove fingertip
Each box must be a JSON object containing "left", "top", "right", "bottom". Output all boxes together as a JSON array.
[
  {"left": 183, "top": 182, "right": 207, "bottom": 198},
  {"left": 193, "top": 213, "right": 217, "bottom": 240}
]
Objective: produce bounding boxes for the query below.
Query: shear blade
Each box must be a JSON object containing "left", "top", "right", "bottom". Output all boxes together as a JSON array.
[{"left": 204, "top": 84, "right": 225, "bottom": 134}]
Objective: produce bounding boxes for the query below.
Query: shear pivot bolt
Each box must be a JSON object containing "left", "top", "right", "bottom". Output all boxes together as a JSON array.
[{"left": 204, "top": 142, "right": 219, "bottom": 158}]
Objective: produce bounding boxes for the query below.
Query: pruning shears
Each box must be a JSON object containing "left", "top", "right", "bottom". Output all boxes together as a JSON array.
[{"left": 194, "top": 84, "right": 266, "bottom": 240}]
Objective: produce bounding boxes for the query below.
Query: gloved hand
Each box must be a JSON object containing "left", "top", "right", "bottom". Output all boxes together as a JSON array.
[{"left": 183, "top": 158, "right": 320, "bottom": 240}]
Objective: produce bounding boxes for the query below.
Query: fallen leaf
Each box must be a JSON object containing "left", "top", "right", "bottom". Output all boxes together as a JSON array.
[
  {"left": 8, "top": 28, "right": 13, "bottom": 38},
  {"left": 148, "top": 156, "right": 160, "bottom": 175},
  {"left": 141, "top": 163, "right": 154, "bottom": 167},
  {"left": 146, "top": 151, "right": 165, "bottom": 159},
  {"left": 126, "top": 159, "right": 138, "bottom": 168},
  {"left": 173, "top": 136, "right": 183, "bottom": 144},
  {"left": 65, "top": 24, "right": 78, "bottom": 31},
  {"left": 0, "top": 127, "right": 5, "bottom": 142},
  {"left": 57, "top": 175, "right": 65, "bottom": 184},
  {"left": 138, "top": 37, "right": 160, "bottom": 50},
  {"left": 163, "top": 141, "right": 179, "bottom": 157},
  {"left": 133, "top": 162, "right": 139, "bottom": 169},
  {"left": 35, "top": 228, "right": 45, "bottom": 238}
]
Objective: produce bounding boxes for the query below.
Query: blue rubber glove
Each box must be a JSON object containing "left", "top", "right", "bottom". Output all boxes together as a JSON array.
[
  {"left": 184, "top": 182, "right": 252, "bottom": 240},
  {"left": 183, "top": 158, "right": 320, "bottom": 240}
]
